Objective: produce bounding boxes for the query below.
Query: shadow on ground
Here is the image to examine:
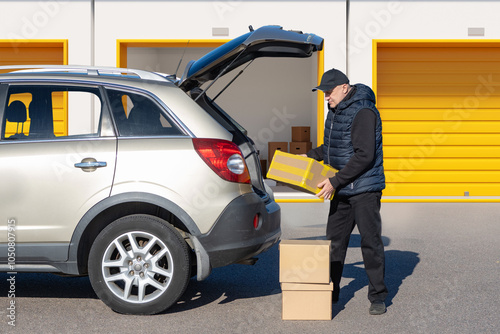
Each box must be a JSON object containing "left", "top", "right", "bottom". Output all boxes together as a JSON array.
[
  {"left": 333, "top": 249, "right": 420, "bottom": 315},
  {"left": 330, "top": 235, "right": 419, "bottom": 316},
  {"left": 0, "top": 243, "right": 282, "bottom": 314},
  {"left": 167, "top": 242, "right": 281, "bottom": 313},
  {"left": 287, "top": 234, "right": 420, "bottom": 317},
  {"left": 0, "top": 237, "right": 418, "bottom": 317}
]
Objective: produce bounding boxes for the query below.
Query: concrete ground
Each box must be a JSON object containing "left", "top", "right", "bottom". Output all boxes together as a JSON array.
[
  {"left": 279, "top": 201, "right": 500, "bottom": 333},
  {"left": 1, "top": 201, "right": 499, "bottom": 333}
]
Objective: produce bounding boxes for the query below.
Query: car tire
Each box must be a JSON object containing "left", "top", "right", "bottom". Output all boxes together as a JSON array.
[{"left": 88, "top": 214, "right": 191, "bottom": 315}]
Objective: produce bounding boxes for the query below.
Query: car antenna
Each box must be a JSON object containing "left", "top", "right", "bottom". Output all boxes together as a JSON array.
[
  {"left": 211, "top": 59, "right": 254, "bottom": 102},
  {"left": 173, "top": 40, "right": 190, "bottom": 79}
]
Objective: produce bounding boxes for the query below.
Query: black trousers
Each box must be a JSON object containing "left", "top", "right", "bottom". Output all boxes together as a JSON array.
[{"left": 326, "top": 191, "right": 388, "bottom": 302}]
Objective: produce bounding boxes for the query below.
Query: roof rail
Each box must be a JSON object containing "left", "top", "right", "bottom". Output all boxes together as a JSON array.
[{"left": 0, "top": 65, "right": 170, "bottom": 82}]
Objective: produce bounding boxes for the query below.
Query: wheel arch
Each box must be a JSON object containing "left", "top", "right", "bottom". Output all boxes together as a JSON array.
[{"left": 69, "top": 192, "right": 201, "bottom": 275}]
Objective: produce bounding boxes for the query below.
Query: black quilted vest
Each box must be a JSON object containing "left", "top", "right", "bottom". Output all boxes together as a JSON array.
[{"left": 323, "top": 84, "right": 385, "bottom": 196}]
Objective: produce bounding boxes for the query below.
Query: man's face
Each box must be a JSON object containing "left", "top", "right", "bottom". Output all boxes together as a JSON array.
[{"left": 324, "top": 84, "right": 349, "bottom": 108}]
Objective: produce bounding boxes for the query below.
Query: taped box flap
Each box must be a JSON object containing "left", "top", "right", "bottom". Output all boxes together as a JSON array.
[{"left": 281, "top": 281, "right": 334, "bottom": 291}]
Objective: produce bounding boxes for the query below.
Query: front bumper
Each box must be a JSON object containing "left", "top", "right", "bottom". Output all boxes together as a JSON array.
[{"left": 196, "top": 192, "right": 281, "bottom": 272}]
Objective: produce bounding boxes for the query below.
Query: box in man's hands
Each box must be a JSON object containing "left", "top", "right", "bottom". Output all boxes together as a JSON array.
[{"left": 266, "top": 150, "right": 337, "bottom": 199}]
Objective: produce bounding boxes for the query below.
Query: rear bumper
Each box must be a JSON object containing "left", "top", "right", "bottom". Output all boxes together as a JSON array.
[{"left": 196, "top": 192, "right": 281, "bottom": 270}]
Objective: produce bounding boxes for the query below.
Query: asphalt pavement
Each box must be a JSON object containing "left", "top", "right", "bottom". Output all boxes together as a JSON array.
[{"left": 1, "top": 202, "right": 499, "bottom": 333}]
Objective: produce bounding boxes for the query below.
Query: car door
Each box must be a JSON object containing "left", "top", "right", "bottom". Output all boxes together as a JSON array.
[{"left": 0, "top": 82, "right": 116, "bottom": 262}]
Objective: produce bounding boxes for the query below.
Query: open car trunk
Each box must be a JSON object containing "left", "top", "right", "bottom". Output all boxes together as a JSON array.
[{"left": 179, "top": 25, "right": 324, "bottom": 198}]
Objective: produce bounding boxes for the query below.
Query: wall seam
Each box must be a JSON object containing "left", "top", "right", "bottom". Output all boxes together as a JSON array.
[{"left": 346, "top": 0, "right": 350, "bottom": 76}]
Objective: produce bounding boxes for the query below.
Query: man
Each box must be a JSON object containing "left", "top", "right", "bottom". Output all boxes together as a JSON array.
[{"left": 306, "top": 68, "right": 388, "bottom": 315}]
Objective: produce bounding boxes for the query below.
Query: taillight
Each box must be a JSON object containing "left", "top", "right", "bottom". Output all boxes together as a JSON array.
[{"left": 193, "top": 138, "right": 251, "bottom": 184}]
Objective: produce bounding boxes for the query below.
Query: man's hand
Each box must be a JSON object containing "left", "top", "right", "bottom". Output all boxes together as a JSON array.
[{"left": 316, "top": 178, "right": 335, "bottom": 200}]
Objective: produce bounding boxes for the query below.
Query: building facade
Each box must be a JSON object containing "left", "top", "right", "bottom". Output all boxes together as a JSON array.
[{"left": 1, "top": 0, "right": 499, "bottom": 202}]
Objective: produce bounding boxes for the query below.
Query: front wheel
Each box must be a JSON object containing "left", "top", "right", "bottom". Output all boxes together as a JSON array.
[{"left": 88, "top": 215, "right": 191, "bottom": 315}]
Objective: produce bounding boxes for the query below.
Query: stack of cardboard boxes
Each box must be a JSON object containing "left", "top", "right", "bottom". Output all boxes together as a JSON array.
[
  {"left": 279, "top": 240, "right": 333, "bottom": 320},
  {"left": 266, "top": 126, "right": 312, "bottom": 173},
  {"left": 289, "top": 126, "right": 312, "bottom": 155}
]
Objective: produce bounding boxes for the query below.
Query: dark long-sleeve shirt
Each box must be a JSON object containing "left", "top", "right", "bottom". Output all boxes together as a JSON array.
[{"left": 307, "top": 108, "right": 376, "bottom": 190}]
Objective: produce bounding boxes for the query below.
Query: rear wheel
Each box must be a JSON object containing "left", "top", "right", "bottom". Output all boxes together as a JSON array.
[{"left": 88, "top": 214, "right": 191, "bottom": 315}]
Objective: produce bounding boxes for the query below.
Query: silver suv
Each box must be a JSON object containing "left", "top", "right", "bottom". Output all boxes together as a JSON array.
[{"left": 0, "top": 26, "right": 323, "bottom": 315}]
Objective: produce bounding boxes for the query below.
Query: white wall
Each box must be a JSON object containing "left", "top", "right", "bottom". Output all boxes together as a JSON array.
[
  {"left": 0, "top": 0, "right": 345, "bottom": 156},
  {"left": 0, "top": 1, "right": 93, "bottom": 131},
  {"left": 348, "top": 0, "right": 500, "bottom": 86},
  {"left": 3, "top": 1, "right": 499, "bottom": 126},
  {"left": 127, "top": 47, "right": 213, "bottom": 77},
  {"left": 96, "top": 1, "right": 346, "bottom": 159},
  {"left": 127, "top": 46, "right": 319, "bottom": 160},
  {"left": 94, "top": 1, "right": 346, "bottom": 68},
  {"left": 0, "top": 1, "right": 92, "bottom": 65},
  {"left": 211, "top": 56, "right": 319, "bottom": 157}
]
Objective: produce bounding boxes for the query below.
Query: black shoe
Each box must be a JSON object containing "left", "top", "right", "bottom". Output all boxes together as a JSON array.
[{"left": 369, "top": 301, "right": 386, "bottom": 315}]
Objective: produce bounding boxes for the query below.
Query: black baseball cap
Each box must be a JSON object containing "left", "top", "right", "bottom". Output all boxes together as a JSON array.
[{"left": 312, "top": 68, "right": 349, "bottom": 92}]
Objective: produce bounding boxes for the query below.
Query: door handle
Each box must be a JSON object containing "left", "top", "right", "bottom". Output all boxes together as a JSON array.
[{"left": 75, "top": 158, "right": 107, "bottom": 172}]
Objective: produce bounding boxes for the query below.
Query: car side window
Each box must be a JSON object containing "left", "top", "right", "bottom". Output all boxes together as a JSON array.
[
  {"left": 2, "top": 85, "right": 103, "bottom": 140},
  {"left": 106, "top": 89, "right": 183, "bottom": 137}
]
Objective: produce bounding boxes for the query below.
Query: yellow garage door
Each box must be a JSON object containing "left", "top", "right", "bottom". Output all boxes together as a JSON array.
[
  {"left": 0, "top": 40, "right": 68, "bottom": 136},
  {"left": 376, "top": 41, "right": 500, "bottom": 197}
]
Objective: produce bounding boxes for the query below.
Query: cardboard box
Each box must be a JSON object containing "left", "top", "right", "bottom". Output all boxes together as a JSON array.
[
  {"left": 268, "top": 142, "right": 288, "bottom": 165},
  {"left": 289, "top": 141, "right": 312, "bottom": 155},
  {"left": 266, "top": 151, "right": 337, "bottom": 198},
  {"left": 279, "top": 240, "right": 331, "bottom": 284},
  {"left": 292, "top": 126, "right": 310, "bottom": 142},
  {"left": 281, "top": 281, "right": 333, "bottom": 320}
]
